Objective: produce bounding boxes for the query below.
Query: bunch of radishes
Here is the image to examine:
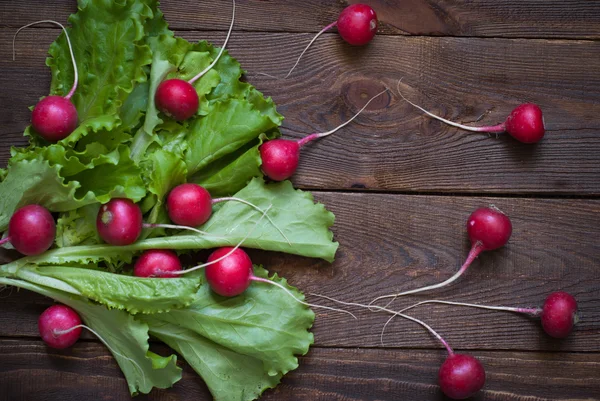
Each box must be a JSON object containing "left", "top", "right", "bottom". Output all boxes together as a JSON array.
[{"left": 3, "top": 2, "right": 573, "bottom": 400}]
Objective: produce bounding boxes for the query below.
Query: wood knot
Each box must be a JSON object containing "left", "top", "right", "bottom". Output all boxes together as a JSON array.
[{"left": 342, "top": 80, "right": 391, "bottom": 111}]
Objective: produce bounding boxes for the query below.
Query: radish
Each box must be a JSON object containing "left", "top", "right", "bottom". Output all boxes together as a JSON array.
[
  {"left": 260, "top": 89, "right": 387, "bottom": 181},
  {"left": 133, "top": 249, "right": 182, "bottom": 278},
  {"left": 166, "top": 183, "right": 289, "bottom": 243},
  {"left": 398, "top": 82, "right": 545, "bottom": 144},
  {"left": 310, "top": 294, "right": 486, "bottom": 399},
  {"left": 541, "top": 291, "right": 579, "bottom": 338},
  {"left": 38, "top": 304, "right": 145, "bottom": 375},
  {"left": 155, "top": 0, "right": 235, "bottom": 121},
  {"left": 14, "top": 20, "right": 79, "bottom": 141},
  {"left": 201, "top": 246, "right": 356, "bottom": 318},
  {"left": 96, "top": 198, "right": 219, "bottom": 246},
  {"left": 0, "top": 204, "right": 55, "bottom": 255},
  {"left": 281, "top": 4, "right": 378, "bottom": 78},
  {"left": 370, "top": 206, "right": 512, "bottom": 306},
  {"left": 381, "top": 291, "right": 579, "bottom": 340},
  {"left": 38, "top": 304, "right": 82, "bottom": 349}
]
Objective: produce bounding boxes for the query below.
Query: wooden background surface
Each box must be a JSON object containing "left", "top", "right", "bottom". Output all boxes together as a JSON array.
[{"left": 1, "top": 0, "right": 599, "bottom": 400}]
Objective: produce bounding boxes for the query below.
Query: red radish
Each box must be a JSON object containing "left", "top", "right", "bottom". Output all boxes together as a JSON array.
[
  {"left": 96, "top": 198, "right": 225, "bottom": 246},
  {"left": 280, "top": 4, "right": 378, "bottom": 78},
  {"left": 38, "top": 304, "right": 82, "bottom": 349},
  {"left": 97, "top": 198, "right": 143, "bottom": 246},
  {"left": 260, "top": 89, "right": 387, "bottom": 181},
  {"left": 155, "top": 0, "right": 235, "bottom": 121},
  {"left": 541, "top": 291, "right": 579, "bottom": 338},
  {"left": 14, "top": 20, "right": 79, "bottom": 141},
  {"left": 310, "top": 294, "right": 486, "bottom": 399},
  {"left": 133, "top": 249, "right": 182, "bottom": 278},
  {"left": 370, "top": 206, "right": 512, "bottom": 307},
  {"left": 392, "top": 291, "right": 579, "bottom": 339},
  {"left": 439, "top": 354, "right": 486, "bottom": 400},
  {"left": 165, "top": 183, "right": 289, "bottom": 243},
  {"left": 201, "top": 246, "right": 356, "bottom": 317},
  {"left": 0, "top": 204, "right": 56, "bottom": 255},
  {"left": 398, "top": 82, "right": 545, "bottom": 144}
]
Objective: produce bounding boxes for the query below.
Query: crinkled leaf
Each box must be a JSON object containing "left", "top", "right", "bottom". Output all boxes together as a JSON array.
[
  {"left": 15, "top": 265, "right": 200, "bottom": 314},
  {"left": 148, "top": 322, "right": 281, "bottom": 401},
  {"left": 141, "top": 266, "right": 313, "bottom": 400},
  {"left": 55, "top": 204, "right": 100, "bottom": 248},
  {"left": 47, "top": 0, "right": 153, "bottom": 126},
  {"left": 10, "top": 178, "right": 338, "bottom": 266},
  {"left": 184, "top": 99, "right": 279, "bottom": 176},
  {"left": 0, "top": 278, "right": 181, "bottom": 395}
]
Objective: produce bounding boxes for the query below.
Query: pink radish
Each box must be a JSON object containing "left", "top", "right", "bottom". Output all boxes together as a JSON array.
[
  {"left": 155, "top": 0, "right": 235, "bottom": 121},
  {"left": 0, "top": 204, "right": 56, "bottom": 255},
  {"left": 281, "top": 4, "right": 378, "bottom": 78},
  {"left": 383, "top": 291, "right": 579, "bottom": 340},
  {"left": 370, "top": 206, "right": 512, "bottom": 307},
  {"left": 165, "top": 183, "right": 289, "bottom": 243},
  {"left": 14, "top": 20, "right": 79, "bottom": 141},
  {"left": 97, "top": 198, "right": 144, "bottom": 246},
  {"left": 201, "top": 246, "right": 356, "bottom": 317},
  {"left": 310, "top": 294, "right": 486, "bottom": 399},
  {"left": 260, "top": 89, "right": 387, "bottom": 181},
  {"left": 133, "top": 249, "right": 182, "bottom": 278},
  {"left": 541, "top": 291, "right": 579, "bottom": 338},
  {"left": 96, "top": 198, "right": 220, "bottom": 246},
  {"left": 398, "top": 83, "right": 545, "bottom": 144},
  {"left": 38, "top": 304, "right": 82, "bottom": 349}
]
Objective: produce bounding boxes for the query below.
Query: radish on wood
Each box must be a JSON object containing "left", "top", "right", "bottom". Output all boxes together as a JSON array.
[
  {"left": 280, "top": 4, "right": 378, "bottom": 79},
  {"left": 381, "top": 291, "right": 579, "bottom": 340},
  {"left": 370, "top": 206, "right": 512, "bottom": 307},
  {"left": 155, "top": 0, "right": 235, "bottom": 121},
  {"left": 398, "top": 81, "right": 545, "bottom": 143},
  {"left": 310, "top": 294, "right": 486, "bottom": 399},
  {"left": 260, "top": 89, "right": 387, "bottom": 181},
  {"left": 14, "top": 20, "right": 79, "bottom": 141},
  {"left": 0, "top": 204, "right": 56, "bottom": 255}
]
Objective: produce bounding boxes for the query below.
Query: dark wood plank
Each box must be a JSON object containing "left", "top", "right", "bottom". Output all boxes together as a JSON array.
[
  {"left": 0, "top": 339, "right": 598, "bottom": 401},
  {"left": 2, "top": 29, "right": 600, "bottom": 194},
  {"left": 1, "top": 194, "right": 598, "bottom": 351},
  {"left": 1, "top": 0, "right": 599, "bottom": 39}
]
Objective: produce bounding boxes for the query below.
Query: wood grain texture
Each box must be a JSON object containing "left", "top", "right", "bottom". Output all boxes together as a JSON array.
[
  {"left": 0, "top": 0, "right": 599, "bottom": 39},
  {"left": 2, "top": 29, "right": 600, "bottom": 194},
  {"left": 1, "top": 194, "right": 598, "bottom": 351},
  {"left": 0, "top": 339, "right": 598, "bottom": 401}
]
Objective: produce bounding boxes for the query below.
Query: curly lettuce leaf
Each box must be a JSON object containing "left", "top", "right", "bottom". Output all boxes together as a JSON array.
[
  {"left": 55, "top": 204, "right": 100, "bottom": 248},
  {"left": 6, "top": 178, "right": 338, "bottom": 266},
  {"left": 141, "top": 266, "right": 314, "bottom": 401},
  {"left": 13, "top": 265, "right": 200, "bottom": 314},
  {"left": 46, "top": 0, "right": 153, "bottom": 128},
  {"left": 0, "top": 277, "right": 182, "bottom": 395}
]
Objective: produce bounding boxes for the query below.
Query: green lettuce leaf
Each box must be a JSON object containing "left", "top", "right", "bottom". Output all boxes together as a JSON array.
[
  {"left": 55, "top": 205, "right": 100, "bottom": 248},
  {"left": 141, "top": 266, "right": 314, "bottom": 401},
  {"left": 0, "top": 277, "right": 182, "bottom": 395},
  {"left": 5, "top": 178, "right": 338, "bottom": 267},
  {"left": 14, "top": 265, "right": 200, "bottom": 314}
]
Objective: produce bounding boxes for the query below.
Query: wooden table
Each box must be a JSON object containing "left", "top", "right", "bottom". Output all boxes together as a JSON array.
[{"left": 1, "top": 1, "right": 599, "bottom": 400}]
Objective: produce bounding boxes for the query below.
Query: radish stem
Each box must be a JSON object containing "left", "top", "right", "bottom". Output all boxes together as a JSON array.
[
  {"left": 283, "top": 21, "right": 337, "bottom": 79},
  {"left": 297, "top": 88, "right": 388, "bottom": 147},
  {"left": 14, "top": 20, "right": 78, "bottom": 100}
]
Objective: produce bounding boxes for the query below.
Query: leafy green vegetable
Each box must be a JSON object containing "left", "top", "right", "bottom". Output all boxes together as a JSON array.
[
  {"left": 0, "top": 277, "right": 182, "bottom": 395},
  {"left": 141, "top": 266, "right": 314, "bottom": 401},
  {"left": 14, "top": 265, "right": 200, "bottom": 314}
]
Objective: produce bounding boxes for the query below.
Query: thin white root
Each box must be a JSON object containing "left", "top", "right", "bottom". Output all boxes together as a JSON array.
[
  {"left": 188, "top": 0, "right": 235, "bottom": 84},
  {"left": 14, "top": 20, "right": 78, "bottom": 99},
  {"left": 173, "top": 204, "right": 272, "bottom": 275},
  {"left": 253, "top": 277, "right": 357, "bottom": 319}
]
